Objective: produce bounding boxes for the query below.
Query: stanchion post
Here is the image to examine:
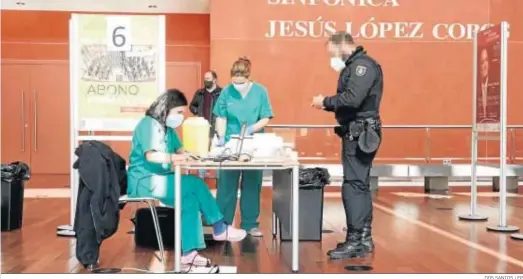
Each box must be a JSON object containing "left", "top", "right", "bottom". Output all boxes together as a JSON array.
[
  {"left": 458, "top": 32, "right": 488, "bottom": 222},
  {"left": 57, "top": 15, "right": 79, "bottom": 237},
  {"left": 174, "top": 166, "right": 182, "bottom": 273},
  {"left": 486, "top": 21, "right": 519, "bottom": 233}
]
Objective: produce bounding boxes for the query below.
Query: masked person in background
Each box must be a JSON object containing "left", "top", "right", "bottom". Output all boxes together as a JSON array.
[
  {"left": 190, "top": 71, "right": 222, "bottom": 178},
  {"left": 311, "top": 32, "right": 383, "bottom": 259},
  {"left": 213, "top": 57, "right": 274, "bottom": 237},
  {"left": 127, "top": 89, "right": 246, "bottom": 268},
  {"left": 190, "top": 71, "right": 222, "bottom": 136}
]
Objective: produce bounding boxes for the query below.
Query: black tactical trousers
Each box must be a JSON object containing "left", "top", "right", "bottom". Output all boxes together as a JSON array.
[{"left": 341, "top": 137, "right": 377, "bottom": 231}]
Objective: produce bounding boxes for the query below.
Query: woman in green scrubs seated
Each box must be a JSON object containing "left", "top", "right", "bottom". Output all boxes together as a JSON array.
[
  {"left": 127, "top": 89, "right": 247, "bottom": 267},
  {"left": 213, "top": 57, "right": 274, "bottom": 237}
]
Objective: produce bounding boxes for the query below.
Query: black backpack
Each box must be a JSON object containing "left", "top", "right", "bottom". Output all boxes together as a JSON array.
[{"left": 134, "top": 207, "right": 175, "bottom": 249}]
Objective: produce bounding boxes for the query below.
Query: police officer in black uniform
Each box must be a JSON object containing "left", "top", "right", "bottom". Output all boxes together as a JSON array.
[{"left": 311, "top": 31, "right": 383, "bottom": 259}]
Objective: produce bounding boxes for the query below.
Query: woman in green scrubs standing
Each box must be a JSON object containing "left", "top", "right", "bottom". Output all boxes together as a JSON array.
[
  {"left": 127, "top": 89, "right": 246, "bottom": 267},
  {"left": 213, "top": 57, "right": 274, "bottom": 237}
]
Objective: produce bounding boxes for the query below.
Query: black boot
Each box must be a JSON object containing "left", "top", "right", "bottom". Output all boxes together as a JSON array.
[
  {"left": 333, "top": 223, "right": 374, "bottom": 253},
  {"left": 334, "top": 229, "right": 349, "bottom": 249},
  {"left": 361, "top": 222, "right": 374, "bottom": 253},
  {"left": 327, "top": 230, "right": 365, "bottom": 260}
]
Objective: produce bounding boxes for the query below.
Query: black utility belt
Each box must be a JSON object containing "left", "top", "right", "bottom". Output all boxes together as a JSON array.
[
  {"left": 334, "top": 118, "right": 382, "bottom": 154},
  {"left": 334, "top": 119, "right": 381, "bottom": 140}
]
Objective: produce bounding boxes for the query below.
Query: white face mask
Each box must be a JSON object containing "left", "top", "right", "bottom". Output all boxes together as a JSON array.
[
  {"left": 233, "top": 82, "right": 249, "bottom": 92},
  {"left": 165, "top": 113, "right": 184, "bottom": 129},
  {"left": 330, "top": 57, "right": 346, "bottom": 72}
]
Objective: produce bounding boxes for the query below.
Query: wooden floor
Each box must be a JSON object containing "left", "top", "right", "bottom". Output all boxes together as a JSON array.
[{"left": 2, "top": 187, "right": 523, "bottom": 274}]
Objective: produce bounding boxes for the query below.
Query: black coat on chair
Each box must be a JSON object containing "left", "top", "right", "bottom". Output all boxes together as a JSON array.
[{"left": 72, "top": 140, "right": 127, "bottom": 266}]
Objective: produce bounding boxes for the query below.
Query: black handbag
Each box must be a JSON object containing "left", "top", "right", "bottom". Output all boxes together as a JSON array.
[{"left": 134, "top": 207, "right": 175, "bottom": 249}]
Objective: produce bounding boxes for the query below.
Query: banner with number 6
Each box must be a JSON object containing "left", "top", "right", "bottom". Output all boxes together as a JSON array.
[{"left": 70, "top": 14, "right": 166, "bottom": 131}]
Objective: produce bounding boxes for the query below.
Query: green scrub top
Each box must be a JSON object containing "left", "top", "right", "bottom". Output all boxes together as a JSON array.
[
  {"left": 127, "top": 116, "right": 182, "bottom": 197},
  {"left": 213, "top": 82, "right": 274, "bottom": 141}
]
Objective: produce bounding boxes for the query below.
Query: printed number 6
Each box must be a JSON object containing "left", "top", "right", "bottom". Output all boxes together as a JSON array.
[{"left": 112, "top": 26, "right": 126, "bottom": 47}]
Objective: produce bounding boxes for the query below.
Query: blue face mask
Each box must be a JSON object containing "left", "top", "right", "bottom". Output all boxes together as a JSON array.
[{"left": 166, "top": 114, "right": 184, "bottom": 129}]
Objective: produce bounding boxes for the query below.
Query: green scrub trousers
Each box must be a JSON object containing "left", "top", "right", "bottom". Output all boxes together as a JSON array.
[
  {"left": 213, "top": 83, "right": 274, "bottom": 230},
  {"left": 127, "top": 116, "right": 223, "bottom": 253}
]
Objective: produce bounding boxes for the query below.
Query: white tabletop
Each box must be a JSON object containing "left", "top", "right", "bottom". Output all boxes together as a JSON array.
[{"left": 176, "top": 158, "right": 300, "bottom": 170}]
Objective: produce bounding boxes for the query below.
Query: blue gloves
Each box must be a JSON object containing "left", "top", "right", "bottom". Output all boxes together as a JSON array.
[
  {"left": 245, "top": 125, "right": 255, "bottom": 136},
  {"left": 215, "top": 125, "right": 254, "bottom": 147}
]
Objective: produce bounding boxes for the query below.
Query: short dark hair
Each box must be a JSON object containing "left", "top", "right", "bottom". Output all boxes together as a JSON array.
[
  {"left": 328, "top": 31, "right": 355, "bottom": 45},
  {"left": 145, "top": 88, "right": 188, "bottom": 126},
  {"left": 205, "top": 70, "right": 218, "bottom": 80}
]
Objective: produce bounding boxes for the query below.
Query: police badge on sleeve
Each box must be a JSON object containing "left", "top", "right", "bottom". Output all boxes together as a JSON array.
[{"left": 355, "top": 65, "right": 367, "bottom": 76}]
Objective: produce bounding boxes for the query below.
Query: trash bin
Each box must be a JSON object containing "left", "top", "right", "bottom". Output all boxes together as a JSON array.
[
  {"left": 1, "top": 161, "right": 30, "bottom": 231},
  {"left": 279, "top": 167, "right": 330, "bottom": 242}
]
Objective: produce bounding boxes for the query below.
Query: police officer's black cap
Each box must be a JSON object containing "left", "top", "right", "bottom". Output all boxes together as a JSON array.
[{"left": 328, "top": 31, "right": 355, "bottom": 45}]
